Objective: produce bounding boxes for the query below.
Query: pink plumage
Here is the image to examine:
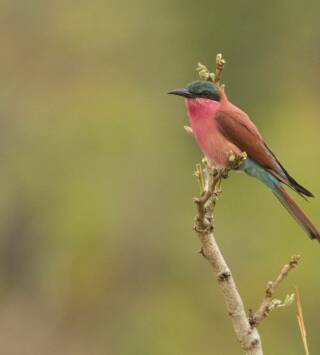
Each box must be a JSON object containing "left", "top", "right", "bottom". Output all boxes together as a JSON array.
[
  {"left": 169, "top": 80, "right": 320, "bottom": 241},
  {"left": 186, "top": 92, "right": 240, "bottom": 167}
]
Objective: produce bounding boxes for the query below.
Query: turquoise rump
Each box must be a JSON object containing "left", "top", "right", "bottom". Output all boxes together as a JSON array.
[{"left": 240, "top": 158, "right": 280, "bottom": 190}]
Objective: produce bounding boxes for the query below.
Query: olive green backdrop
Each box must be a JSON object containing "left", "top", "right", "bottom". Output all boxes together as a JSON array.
[{"left": 0, "top": 0, "right": 320, "bottom": 354}]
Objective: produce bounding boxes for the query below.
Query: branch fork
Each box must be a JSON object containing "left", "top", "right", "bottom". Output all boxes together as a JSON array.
[
  {"left": 192, "top": 158, "right": 301, "bottom": 354},
  {"left": 250, "top": 255, "right": 300, "bottom": 327}
]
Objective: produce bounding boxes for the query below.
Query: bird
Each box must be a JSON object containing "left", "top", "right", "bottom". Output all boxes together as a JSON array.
[{"left": 169, "top": 80, "right": 320, "bottom": 241}]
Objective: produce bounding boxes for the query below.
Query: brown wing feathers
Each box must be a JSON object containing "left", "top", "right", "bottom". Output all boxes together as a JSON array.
[{"left": 215, "top": 110, "right": 313, "bottom": 198}]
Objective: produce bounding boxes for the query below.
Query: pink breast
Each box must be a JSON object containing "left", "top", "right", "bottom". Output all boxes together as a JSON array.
[{"left": 186, "top": 98, "right": 241, "bottom": 167}]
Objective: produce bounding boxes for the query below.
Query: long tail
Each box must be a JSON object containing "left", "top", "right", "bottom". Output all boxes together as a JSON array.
[
  {"left": 241, "top": 158, "right": 320, "bottom": 242},
  {"left": 273, "top": 185, "right": 320, "bottom": 241}
]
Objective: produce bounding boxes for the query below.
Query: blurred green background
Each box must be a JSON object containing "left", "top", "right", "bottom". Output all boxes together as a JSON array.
[{"left": 1, "top": 0, "right": 320, "bottom": 354}]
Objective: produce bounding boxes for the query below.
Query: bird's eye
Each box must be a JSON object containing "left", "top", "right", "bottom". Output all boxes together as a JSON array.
[{"left": 202, "top": 91, "right": 211, "bottom": 97}]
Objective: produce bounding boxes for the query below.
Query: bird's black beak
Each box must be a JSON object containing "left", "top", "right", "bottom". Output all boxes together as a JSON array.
[{"left": 168, "top": 88, "right": 195, "bottom": 98}]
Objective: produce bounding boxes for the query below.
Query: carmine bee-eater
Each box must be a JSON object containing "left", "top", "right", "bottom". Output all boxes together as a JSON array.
[{"left": 169, "top": 80, "right": 320, "bottom": 241}]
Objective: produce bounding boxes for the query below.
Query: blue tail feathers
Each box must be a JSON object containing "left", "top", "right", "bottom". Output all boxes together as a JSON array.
[
  {"left": 239, "top": 158, "right": 320, "bottom": 241},
  {"left": 240, "top": 158, "right": 280, "bottom": 191}
]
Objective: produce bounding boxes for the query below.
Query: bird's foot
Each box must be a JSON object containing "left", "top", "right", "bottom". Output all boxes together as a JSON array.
[{"left": 228, "top": 151, "right": 247, "bottom": 170}]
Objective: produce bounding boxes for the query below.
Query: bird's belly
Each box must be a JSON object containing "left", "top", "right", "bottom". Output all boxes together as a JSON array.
[{"left": 190, "top": 119, "right": 241, "bottom": 168}]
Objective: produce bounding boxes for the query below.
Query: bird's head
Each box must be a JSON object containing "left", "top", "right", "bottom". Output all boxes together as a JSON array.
[{"left": 168, "top": 80, "right": 220, "bottom": 102}]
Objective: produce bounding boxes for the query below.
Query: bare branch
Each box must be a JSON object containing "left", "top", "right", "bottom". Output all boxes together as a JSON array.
[
  {"left": 214, "top": 53, "right": 226, "bottom": 87},
  {"left": 251, "top": 255, "right": 301, "bottom": 326},
  {"left": 196, "top": 62, "right": 215, "bottom": 82},
  {"left": 193, "top": 160, "right": 263, "bottom": 355},
  {"left": 196, "top": 53, "right": 226, "bottom": 87},
  {"left": 183, "top": 125, "right": 193, "bottom": 136}
]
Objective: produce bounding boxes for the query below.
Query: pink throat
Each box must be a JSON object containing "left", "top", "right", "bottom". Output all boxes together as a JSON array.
[{"left": 186, "top": 98, "right": 220, "bottom": 119}]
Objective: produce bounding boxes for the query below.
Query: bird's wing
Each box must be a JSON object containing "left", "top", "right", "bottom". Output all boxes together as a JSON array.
[
  {"left": 215, "top": 109, "right": 313, "bottom": 197},
  {"left": 215, "top": 109, "right": 280, "bottom": 172}
]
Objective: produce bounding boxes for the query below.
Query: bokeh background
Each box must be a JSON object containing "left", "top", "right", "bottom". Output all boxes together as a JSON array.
[{"left": 1, "top": 0, "right": 320, "bottom": 354}]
